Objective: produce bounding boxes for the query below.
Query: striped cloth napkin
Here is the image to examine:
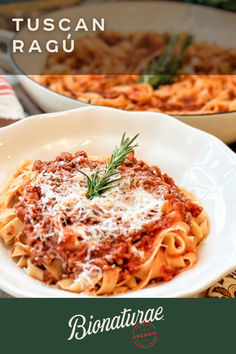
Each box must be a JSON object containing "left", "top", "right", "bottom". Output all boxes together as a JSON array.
[{"left": 0, "top": 75, "right": 24, "bottom": 121}]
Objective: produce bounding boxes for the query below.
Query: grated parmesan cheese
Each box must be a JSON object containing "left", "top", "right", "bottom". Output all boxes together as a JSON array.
[{"left": 30, "top": 165, "right": 166, "bottom": 245}]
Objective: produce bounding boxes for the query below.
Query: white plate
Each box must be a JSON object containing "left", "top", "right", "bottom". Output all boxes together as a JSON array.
[{"left": 0, "top": 106, "right": 236, "bottom": 297}]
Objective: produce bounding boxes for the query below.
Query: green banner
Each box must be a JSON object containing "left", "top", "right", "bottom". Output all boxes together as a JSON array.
[{"left": 0, "top": 299, "right": 235, "bottom": 353}]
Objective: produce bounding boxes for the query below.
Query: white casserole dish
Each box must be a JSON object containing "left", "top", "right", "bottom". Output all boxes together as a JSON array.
[{"left": 0, "top": 1, "right": 236, "bottom": 143}]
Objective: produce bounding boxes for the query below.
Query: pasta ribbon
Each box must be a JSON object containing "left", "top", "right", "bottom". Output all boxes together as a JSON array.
[{"left": 0, "top": 155, "right": 209, "bottom": 295}]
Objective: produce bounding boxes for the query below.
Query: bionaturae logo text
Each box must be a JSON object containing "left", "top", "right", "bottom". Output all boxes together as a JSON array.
[{"left": 67, "top": 307, "right": 164, "bottom": 341}]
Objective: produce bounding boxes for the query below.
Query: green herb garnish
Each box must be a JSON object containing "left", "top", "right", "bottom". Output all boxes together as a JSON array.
[
  {"left": 77, "top": 133, "right": 139, "bottom": 200},
  {"left": 139, "top": 34, "right": 193, "bottom": 88}
]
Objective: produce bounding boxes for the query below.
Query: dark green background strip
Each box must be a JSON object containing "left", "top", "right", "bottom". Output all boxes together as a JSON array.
[{"left": 0, "top": 299, "right": 235, "bottom": 353}]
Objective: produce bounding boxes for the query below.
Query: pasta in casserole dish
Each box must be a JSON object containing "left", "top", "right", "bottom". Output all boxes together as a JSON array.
[{"left": 31, "top": 31, "right": 236, "bottom": 115}]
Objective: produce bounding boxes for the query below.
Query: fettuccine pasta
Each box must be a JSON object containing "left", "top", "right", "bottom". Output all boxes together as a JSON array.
[
  {"left": 0, "top": 151, "right": 208, "bottom": 295},
  {"left": 31, "top": 31, "right": 236, "bottom": 115}
]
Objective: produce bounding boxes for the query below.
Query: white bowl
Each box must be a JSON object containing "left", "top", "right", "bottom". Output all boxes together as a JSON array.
[{"left": 0, "top": 106, "right": 235, "bottom": 297}]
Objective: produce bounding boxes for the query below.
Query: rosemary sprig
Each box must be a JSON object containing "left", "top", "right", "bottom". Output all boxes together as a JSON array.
[
  {"left": 77, "top": 133, "right": 139, "bottom": 199},
  {"left": 139, "top": 34, "right": 193, "bottom": 88}
]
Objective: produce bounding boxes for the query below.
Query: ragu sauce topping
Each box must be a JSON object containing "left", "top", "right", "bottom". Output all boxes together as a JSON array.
[{"left": 15, "top": 151, "right": 202, "bottom": 283}]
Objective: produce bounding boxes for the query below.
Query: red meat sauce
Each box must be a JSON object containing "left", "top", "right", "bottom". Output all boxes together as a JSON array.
[{"left": 15, "top": 151, "right": 202, "bottom": 285}]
